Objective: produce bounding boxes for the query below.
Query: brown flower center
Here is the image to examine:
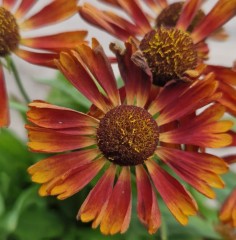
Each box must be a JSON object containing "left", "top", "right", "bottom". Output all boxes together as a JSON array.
[
  {"left": 139, "top": 27, "right": 198, "bottom": 86},
  {"left": 0, "top": 7, "right": 20, "bottom": 57},
  {"left": 97, "top": 105, "right": 159, "bottom": 166},
  {"left": 155, "top": 2, "right": 205, "bottom": 32}
]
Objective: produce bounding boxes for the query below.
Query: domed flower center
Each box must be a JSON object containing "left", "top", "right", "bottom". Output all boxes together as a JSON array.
[
  {"left": 97, "top": 105, "right": 159, "bottom": 166},
  {"left": 0, "top": 7, "right": 20, "bottom": 57},
  {"left": 139, "top": 27, "right": 198, "bottom": 86},
  {"left": 155, "top": 2, "right": 205, "bottom": 32}
]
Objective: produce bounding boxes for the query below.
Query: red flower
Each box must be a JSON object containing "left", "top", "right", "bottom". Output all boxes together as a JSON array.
[
  {"left": 79, "top": 0, "right": 236, "bottom": 114},
  {"left": 0, "top": 0, "right": 87, "bottom": 127},
  {"left": 27, "top": 39, "right": 231, "bottom": 235}
]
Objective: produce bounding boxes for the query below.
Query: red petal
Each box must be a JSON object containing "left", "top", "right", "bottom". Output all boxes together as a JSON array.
[
  {"left": 0, "top": 66, "right": 9, "bottom": 127},
  {"left": 27, "top": 101, "right": 99, "bottom": 129},
  {"left": 100, "top": 167, "right": 132, "bottom": 235},
  {"left": 41, "top": 158, "right": 106, "bottom": 200},
  {"left": 14, "top": 0, "right": 36, "bottom": 19},
  {"left": 21, "top": 31, "right": 87, "bottom": 50},
  {"left": 14, "top": 48, "right": 58, "bottom": 68},
  {"left": 28, "top": 148, "right": 100, "bottom": 183},
  {"left": 26, "top": 125, "right": 97, "bottom": 153},
  {"left": 2, "top": 0, "right": 17, "bottom": 10},
  {"left": 110, "top": 42, "right": 152, "bottom": 107},
  {"left": 191, "top": 0, "right": 236, "bottom": 43},
  {"left": 75, "top": 39, "right": 120, "bottom": 107},
  {"left": 176, "top": 0, "right": 202, "bottom": 31},
  {"left": 146, "top": 160, "right": 198, "bottom": 225},
  {"left": 156, "top": 147, "right": 228, "bottom": 198},
  {"left": 136, "top": 165, "right": 161, "bottom": 234},
  {"left": 55, "top": 51, "right": 110, "bottom": 113},
  {"left": 19, "top": 0, "right": 77, "bottom": 30},
  {"left": 78, "top": 164, "right": 116, "bottom": 225}
]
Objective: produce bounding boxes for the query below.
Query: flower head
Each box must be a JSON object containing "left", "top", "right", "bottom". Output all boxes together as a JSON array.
[
  {"left": 79, "top": 0, "right": 236, "bottom": 114},
  {"left": 27, "top": 39, "right": 232, "bottom": 235},
  {"left": 0, "top": 0, "right": 87, "bottom": 127}
]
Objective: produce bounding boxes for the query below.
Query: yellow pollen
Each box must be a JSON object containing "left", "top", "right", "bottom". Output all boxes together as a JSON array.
[
  {"left": 97, "top": 105, "right": 159, "bottom": 166},
  {"left": 0, "top": 7, "right": 20, "bottom": 57},
  {"left": 140, "top": 27, "right": 198, "bottom": 86}
]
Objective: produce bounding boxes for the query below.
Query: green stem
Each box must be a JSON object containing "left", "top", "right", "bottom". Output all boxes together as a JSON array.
[
  {"left": 160, "top": 218, "right": 168, "bottom": 240},
  {"left": 6, "top": 56, "right": 30, "bottom": 103}
]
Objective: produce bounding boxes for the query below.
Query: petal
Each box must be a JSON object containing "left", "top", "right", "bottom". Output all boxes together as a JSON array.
[
  {"left": 19, "top": 0, "right": 78, "bottom": 30},
  {"left": 78, "top": 4, "right": 138, "bottom": 41},
  {"left": 14, "top": 0, "right": 36, "bottom": 19},
  {"left": 100, "top": 167, "right": 132, "bottom": 235},
  {"left": 21, "top": 31, "right": 87, "bottom": 50},
  {"left": 27, "top": 101, "right": 99, "bottom": 129},
  {"left": 146, "top": 160, "right": 198, "bottom": 225},
  {"left": 2, "top": 0, "right": 17, "bottom": 10},
  {"left": 78, "top": 164, "right": 116, "bottom": 225},
  {"left": 159, "top": 104, "right": 233, "bottom": 148},
  {"left": 41, "top": 158, "right": 106, "bottom": 200},
  {"left": 191, "top": 0, "right": 236, "bottom": 43},
  {"left": 136, "top": 165, "right": 161, "bottom": 234},
  {"left": 75, "top": 39, "right": 120, "bottom": 107},
  {"left": 110, "top": 41, "right": 152, "bottom": 107},
  {"left": 157, "top": 77, "right": 220, "bottom": 125},
  {"left": 176, "top": 0, "right": 202, "bottom": 31},
  {"left": 28, "top": 148, "right": 100, "bottom": 183},
  {"left": 26, "top": 125, "right": 97, "bottom": 153},
  {"left": 155, "top": 147, "right": 228, "bottom": 198},
  {"left": 219, "top": 188, "right": 236, "bottom": 227},
  {"left": 14, "top": 48, "right": 57, "bottom": 68},
  {"left": 55, "top": 51, "right": 110, "bottom": 113},
  {"left": 0, "top": 66, "right": 9, "bottom": 127}
]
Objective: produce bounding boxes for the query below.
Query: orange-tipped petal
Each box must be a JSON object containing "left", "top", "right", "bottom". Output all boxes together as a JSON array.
[
  {"left": 55, "top": 51, "right": 109, "bottom": 113},
  {"left": 155, "top": 147, "right": 228, "bottom": 198},
  {"left": 78, "top": 164, "right": 116, "bottom": 226},
  {"left": 20, "top": 0, "right": 78, "bottom": 30},
  {"left": 21, "top": 31, "right": 88, "bottom": 50},
  {"left": 176, "top": 0, "right": 202, "bottom": 31},
  {"left": 75, "top": 39, "right": 120, "bottom": 107},
  {"left": 26, "top": 125, "right": 96, "bottom": 153},
  {"left": 219, "top": 188, "right": 236, "bottom": 227},
  {"left": 27, "top": 101, "right": 99, "bottom": 129},
  {"left": 14, "top": 0, "right": 36, "bottom": 19},
  {"left": 28, "top": 149, "right": 100, "bottom": 183},
  {"left": 0, "top": 66, "right": 9, "bottom": 127},
  {"left": 191, "top": 0, "right": 236, "bottom": 43},
  {"left": 100, "top": 167, "right": 132, "bottom": 235},
  {"left": 41, "top": 158, "right": 106, "bottom": 200},
  {"left": 146, "top": 159, "right": 198, "bottom": 225},
  {"left": 14, "top": 48, "right": 58, "bottom": 68},
  {"left": 136, "top": 165, "right": 161, "bottom": 234}
]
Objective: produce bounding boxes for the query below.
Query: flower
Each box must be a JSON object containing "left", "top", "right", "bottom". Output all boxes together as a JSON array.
[
  {"left": 27, "top": 39, "right": 231, "bottom": 235},
  {"left": 0, "top": 0, "right": 87, "bottom": 127},
  {"left": 79, "top": 0, "right": 236, "bottom": 114}
]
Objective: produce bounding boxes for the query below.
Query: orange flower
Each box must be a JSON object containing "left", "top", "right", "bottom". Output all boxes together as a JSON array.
[
  {"left": 79, "top": 0, "right": 236, "bottom": 114},
  {"left": 27, "top": 39, "right": 232, "bottom": 235},
  {"left": 0, "top": 0, "right": 87, "bottom": 127},
  {"left": 219, "top": 188, "right": 236, "bottom": 227}
]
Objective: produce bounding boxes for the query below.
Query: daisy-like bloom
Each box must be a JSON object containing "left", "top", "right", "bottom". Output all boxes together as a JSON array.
[
  {"left": 79, "top": 0, "right": 236, "bottom": 113},
  {"left": 27, "top": 39, "right": 232, "bottom": 235},
  {"left": 0, "top": 0, "right": 87, "bottom": 127}
]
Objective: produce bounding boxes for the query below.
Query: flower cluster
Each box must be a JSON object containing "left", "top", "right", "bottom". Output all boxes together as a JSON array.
[{"left": 1, "top": 0, "right": 236, "bottom": 237}]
